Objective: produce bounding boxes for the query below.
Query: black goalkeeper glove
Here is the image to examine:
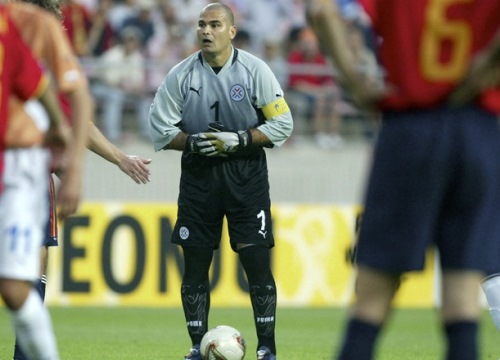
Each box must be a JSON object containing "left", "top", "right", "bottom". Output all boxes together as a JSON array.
[
  {"left": 185, "top": 134, "right": 202, "bottom": 153},
  {"left": 197, "top": 122, "right": 252, "bottom": 157},
  {"left": 185, "top": 132, "right": 220, "bottom": 154},
  {"left": 185, "top": 122, "right": 223, "bottom": 153},
  {"left": 184, "top": 125, "right": 229, "bottom": 155}
]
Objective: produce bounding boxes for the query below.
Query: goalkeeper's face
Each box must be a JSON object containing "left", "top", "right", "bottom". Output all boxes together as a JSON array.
[{"left": 197, "top": 7, "right": 236, "bottom": 63}]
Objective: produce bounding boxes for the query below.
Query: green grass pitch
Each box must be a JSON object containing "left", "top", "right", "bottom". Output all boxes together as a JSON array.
[{"left": 0, "top": 307, "right": 499, "bottom": 359}]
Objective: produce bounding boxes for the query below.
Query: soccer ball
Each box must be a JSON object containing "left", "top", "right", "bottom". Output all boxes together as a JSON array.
[{"left": 200, "top": 325, "right": 246, "bottom": 360}]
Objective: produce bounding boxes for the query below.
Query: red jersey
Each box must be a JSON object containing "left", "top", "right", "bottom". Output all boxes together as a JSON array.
[
  {"left": 360, "top": 0, "right": 500, "bottom": 112},
  {"left": 0, "top": 7, "right": 47, "bottom": 145},
  {"left": 7, "top": 2, "right": 87, "bottom": 127}
]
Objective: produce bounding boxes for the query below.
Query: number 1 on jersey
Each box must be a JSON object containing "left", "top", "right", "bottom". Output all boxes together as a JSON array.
[{"left": 210, "top": 101, "right": 220, "bottom": 123}]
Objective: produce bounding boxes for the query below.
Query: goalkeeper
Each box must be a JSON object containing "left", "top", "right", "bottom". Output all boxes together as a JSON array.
[{"left": 148, "top": 4, "right": 292, "bottom": 359}]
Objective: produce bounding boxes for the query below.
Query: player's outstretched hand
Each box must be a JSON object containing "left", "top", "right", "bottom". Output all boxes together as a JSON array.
[{"left": 117, "top": 155, "right": 152, "bottom": 184}]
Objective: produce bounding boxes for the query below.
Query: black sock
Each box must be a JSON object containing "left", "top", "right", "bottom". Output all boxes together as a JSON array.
[
  {"left": 13, "top": 277, "right": 46, "bottom": 360},
  {"left": 13, "top": 341, "right": 27, "bottom": 360},
  {"left": 180, "top": 247, "right": 214, "bottom": 347},
  {"left": 239, "top": 245, "right": 277, "bottom": 355},
  {"left": 337, "top": 318, "right": 381, "bottom": 360},
  {"left": 250, "top": 283, "right": 277, "bottom": 354},
  {"left": 444, "top": 320, "right": 478, "bottom": 360},
  {"left": 181, "top": 281, "right": 210, "bottom": 346},
  {"left": 13, "top": 343, "right": 26, "bottom": 360}
]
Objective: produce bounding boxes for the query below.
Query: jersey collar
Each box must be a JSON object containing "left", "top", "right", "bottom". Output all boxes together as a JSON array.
[{"left": 198, "top": 47, "right": 239, "bottom": 74}]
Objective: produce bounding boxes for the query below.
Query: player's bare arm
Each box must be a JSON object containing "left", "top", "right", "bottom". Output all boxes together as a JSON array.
[
  {"left": 36, "top": 80, "right": 79, "bottom": 220},
  {"left": 67, "top": 84, "right": 92, "bottom": 165},
  {"left": 162, "top": 131, "right": 189, "bottom": 151},
  {"left": 54, "top": 85, "right": 93, "bottom": 220},
  {"left": 248, "top": 128, "right": 271, "bottom": 147},
  {"left": 305, "top": 0, "right": 389, "bottom": 110},
  {"left": 37, "top": 80, "right": 67, "bottom": 166},
  {"left": 87, "top": 123, "right": 151, "bottom": 184}
]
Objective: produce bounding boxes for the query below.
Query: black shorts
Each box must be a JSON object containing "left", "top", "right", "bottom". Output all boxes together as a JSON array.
[
  {"left": 356, "top": 106, "right": 500, "bottom": 274},
  {"left": 172, "top": 150, "right": 274, "bottom": 252}
]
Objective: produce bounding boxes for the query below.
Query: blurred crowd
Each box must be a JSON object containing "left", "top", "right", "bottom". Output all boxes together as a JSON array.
[{"left": 67, "top": 0, "right": 379, "bottom": 148}]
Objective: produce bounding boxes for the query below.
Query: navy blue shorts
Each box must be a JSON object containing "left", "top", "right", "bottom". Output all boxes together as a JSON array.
[
  {"left": 356, "top": 105, "right": 500, "bottom": 274},
  {"left": 172, "top": 150, "right": 274, "bottom": 252},
  {"left": 43, "top": 219, "right": 58, "bottom": 247}
]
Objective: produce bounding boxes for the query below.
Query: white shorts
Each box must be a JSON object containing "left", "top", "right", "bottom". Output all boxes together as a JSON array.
[{"left": 0, "top": 147, "right": 50, "bottom": 281}]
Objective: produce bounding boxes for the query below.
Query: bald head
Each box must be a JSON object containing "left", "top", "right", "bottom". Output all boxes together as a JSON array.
[
  {"left": 197, "top": 1, "right": 237, "bottom": 67},
  {"left": 202, "top": 2, "right": 234, "bottom": 26}
]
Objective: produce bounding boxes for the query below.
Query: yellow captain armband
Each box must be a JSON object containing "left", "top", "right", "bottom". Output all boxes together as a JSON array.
[{"left": 261, "top": 97, "right": 290, "bottom": 120}]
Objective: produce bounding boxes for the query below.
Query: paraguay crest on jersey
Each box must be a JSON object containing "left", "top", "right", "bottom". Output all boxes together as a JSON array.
[{"left": 230, "top": 84, "right": 245, "bottom": 102}]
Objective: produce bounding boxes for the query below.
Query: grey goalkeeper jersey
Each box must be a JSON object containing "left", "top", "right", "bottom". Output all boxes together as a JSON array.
[{"left": 149, "top": 47, "right": 293, "bottom": 151}]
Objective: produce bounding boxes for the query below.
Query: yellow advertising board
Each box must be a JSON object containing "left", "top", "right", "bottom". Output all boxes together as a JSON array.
[{"left": 45, "top": 202, "right": 436, "bottom": 307}]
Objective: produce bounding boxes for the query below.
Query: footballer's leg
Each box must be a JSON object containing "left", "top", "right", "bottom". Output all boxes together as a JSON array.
[
  {"left": 2, "top": 280, "right": 59, "bottom": 360},
  {"left": 13, "top": 246, "right": 48, "bottom": 360},
  {"left": 181, "top": 246, "right": 213, "bottom": 359},
  {"left": 2, "top": 147, "right": 59, "bottom": 359},
  {"left": 336, "top": 266, "right": 399, "bottom": 360},
  {"left": 14, "top": 174, "right": 57, "bottom": 360},
  {"left": 481, "top": 274, "right": 500, "bottom": 331},
  {"left": 442, "top": 271, "right": 483, "bottom": 360},
  {"left": 238, "top": 244, "right": 277, "bottom": 359},
  {"left": 37, "top": 246, "right": 49, "bottom": 301}
]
